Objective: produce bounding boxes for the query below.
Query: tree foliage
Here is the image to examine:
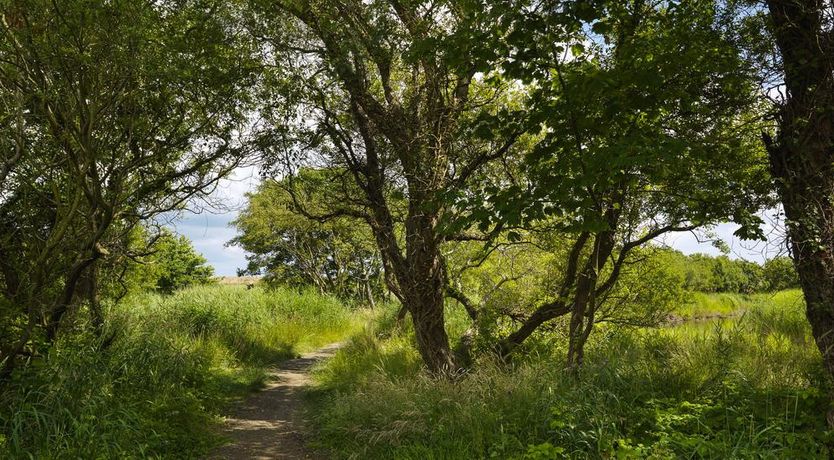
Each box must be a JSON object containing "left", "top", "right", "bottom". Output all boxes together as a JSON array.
[
  {"left": 447, "top": 0, "right": 772, "bottom": 367},
  {"left": 140, "top": 229, "right": 215, "bottom": 294},
  {"left": 0, "top": 0, "right": 255, "bottom": 377},
  {"left": 230, "top": 170, "right": 383, "bottom": 303}
]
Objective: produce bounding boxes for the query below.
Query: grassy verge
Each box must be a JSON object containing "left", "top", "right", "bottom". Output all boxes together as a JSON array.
[
  {"left": 0, "top": 285, "right": 364, "bottom": 459},
  {"left": 309, "top": 290, "right": 832, "bottom": 459}
]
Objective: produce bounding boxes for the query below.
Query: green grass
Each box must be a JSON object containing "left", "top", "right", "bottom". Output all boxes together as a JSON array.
[
  {"left": 673, "top": 289, "right": 805, "bottom": 321},
  {"left": 0, "top": 285, "right": 365, "bottom": 459},
  {"left": 674, "top": 292, "right": 747, "bottom": 319},
  {"left": 309, "top": 290, "right": 833, "bottom": 459},
  {"left": 2, "top": 287, "right": 822, "bottom": 458}
]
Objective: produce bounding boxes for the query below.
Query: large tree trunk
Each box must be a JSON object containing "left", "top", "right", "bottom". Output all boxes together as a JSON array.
[
  {"left": 400, "top": 210, "right": 456, "bottom": 374},
  {"left": 402, "top": 274, "right": 455, "bottom": 374},
  {"left": 765, "top": 0, "right": 834, "bottom": 421},
  {"left": 366, "top": 195, "right": 455, "bottom": 373},
  {"left": 772, "top": 146, "right": 834, "bottom": 422}
]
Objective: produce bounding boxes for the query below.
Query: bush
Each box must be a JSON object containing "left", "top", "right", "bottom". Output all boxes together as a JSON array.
[
  {"left": 140, "top": 229, "right": 216, "bottom": 293},
  {"left": 662, "top": 251, "right": 772, "bottom": 294}
]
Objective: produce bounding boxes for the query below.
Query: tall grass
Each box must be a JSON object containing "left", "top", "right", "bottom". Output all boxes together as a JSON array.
[
  {"left": 0, "top": 285, "right": 363, "bottom": 459},
  {"left": 674, "top": 289, "right": 805, "bottom": 320},
  {"left": 309, "top": 290, "right": 832, "bottom": 459}
]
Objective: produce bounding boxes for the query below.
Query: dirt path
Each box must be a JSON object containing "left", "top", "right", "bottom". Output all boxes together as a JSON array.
[{"left": 208, "top": 343, "right": 343, "bottom": 460}]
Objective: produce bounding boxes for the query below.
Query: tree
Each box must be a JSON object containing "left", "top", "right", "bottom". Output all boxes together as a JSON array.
[
  {"left": 144, "top": 230, "right": 215, "bottom": 294},
  {"left": 230, "top": 170, "right": 384, "bottom": 304},
  {"left": 249, "top": 0, "right": 518, "bottom": 373},
  {"left": 458, "top": 0, "right": 771, "bottom": 368},
  {"left": 681, "top": 253, "right": 721, "bottom": 292},
  {"left": 755, "top": 0, "right": 834, "bottom": 420},
  {"left": 763, "top": 256, "right": 800, "bottom": 292},
  {"left": 445, "top": 234, "right": 685, "bottom": 361},
  {"left": 0, "top": 0, "right": 255, "bottom": 378}
]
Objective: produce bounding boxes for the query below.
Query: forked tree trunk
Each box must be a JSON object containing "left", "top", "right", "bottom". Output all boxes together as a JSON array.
[
  {"left": 367, "top": 199, "right": 455, "bottom": 373},
  {"left": 566, "top": 230, "right": 616, "bottom": 372}
]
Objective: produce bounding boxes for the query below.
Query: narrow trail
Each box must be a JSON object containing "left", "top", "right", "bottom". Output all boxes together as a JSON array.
[{"left": 208, "top": 343, "right": 343, "bottom": 460}]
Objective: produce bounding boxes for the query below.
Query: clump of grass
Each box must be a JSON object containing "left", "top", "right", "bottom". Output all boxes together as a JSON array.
[
  {"left": 0, "top": 285, "right": 363, "bottom": 458},
  {"left": 310, "top": 290, "right": 832, "bottom": 459}
]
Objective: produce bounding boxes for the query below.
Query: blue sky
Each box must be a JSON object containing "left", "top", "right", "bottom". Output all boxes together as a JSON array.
[
  {"left": 172, "top": 167, "right": 786, "bottom": 276},
  {"left": 170, "top": 166, "right": 261, "bottom": 276}
]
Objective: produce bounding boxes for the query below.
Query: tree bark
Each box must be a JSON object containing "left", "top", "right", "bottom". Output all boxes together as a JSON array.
[
  {"left": 403, "top": 280, "right": 455, "bottom": 374},
  {"left": 566, "top": 230, "right": 616, "bottom": 372},
  {"left": 87, "top": 262, "right": 104, "bottom": 336},
  {"left": 765, "top": 0, "right": 834, "bottom": 423},
  {"left": 364, "top": 278, "right": 376, "bottom": 310},
  {"left": 399, "top": 209, "right": 456, "bottom": 374},
  {"left": 45, "top": 255, "right": 97, "bottom": 342}
]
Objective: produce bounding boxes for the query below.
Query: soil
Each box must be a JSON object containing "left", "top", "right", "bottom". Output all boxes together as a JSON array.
[{"left": 208, "top": 343, "right": 343, "bottom": 460}]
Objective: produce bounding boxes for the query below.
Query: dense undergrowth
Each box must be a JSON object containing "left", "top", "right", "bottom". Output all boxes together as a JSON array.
[
  {"left": 0, "top": 285, "right": 363, "bottom": 459},
  {"left": 309, "top": 289, "right": 834, "bottom": 459}
]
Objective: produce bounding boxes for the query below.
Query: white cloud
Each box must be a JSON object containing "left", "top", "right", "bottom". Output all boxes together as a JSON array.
[
  {"left": 658, "top": 210, "right": 788, "bottom": 262},
  {"left": 170, "top": 166, "right": 261, "bottom": 275}
]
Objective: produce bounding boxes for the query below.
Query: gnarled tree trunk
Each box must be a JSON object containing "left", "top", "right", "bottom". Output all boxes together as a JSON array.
[
  {"left": 401, "top": 213, "right": 455, "bottom": 373},
  {"left": 566, "top": 230, "right": 616, "bottom": 372}
]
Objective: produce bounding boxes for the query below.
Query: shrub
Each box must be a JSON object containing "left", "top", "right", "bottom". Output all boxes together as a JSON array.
[
  {"left": 763, "top": 257, "right": 800, "bottom": 292},
  {"left": 143, "top": 229, "right": 215, "bottom": 293}
]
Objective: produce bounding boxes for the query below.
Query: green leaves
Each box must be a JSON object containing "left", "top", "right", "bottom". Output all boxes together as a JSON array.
[
  {"left": 230, "top": 170, "right": 383, "bottom": 299},
  {"left": 459, "top": 0, "right": 769, "bottom": 241},
  {"left": 0, "top": 0, "right": 257, "bottom": 369},
  {"left": 140, "top": 229, "right": 215, "bottom": 294}
]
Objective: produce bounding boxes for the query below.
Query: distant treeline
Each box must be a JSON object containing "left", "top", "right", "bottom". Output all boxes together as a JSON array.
[{"left": 664, "top": 252, "right": 798, "bottom": 294}]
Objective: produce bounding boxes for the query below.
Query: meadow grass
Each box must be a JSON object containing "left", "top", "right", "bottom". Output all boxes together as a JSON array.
[
  {"left": 309, "top": 290, "right": 833, "bottom": 459},
  {"left": 673, "top": 289, "right": 805, "bottom": 320},
  {"left": 0, "top": 285, "right": 365, "bottom": 459}
]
